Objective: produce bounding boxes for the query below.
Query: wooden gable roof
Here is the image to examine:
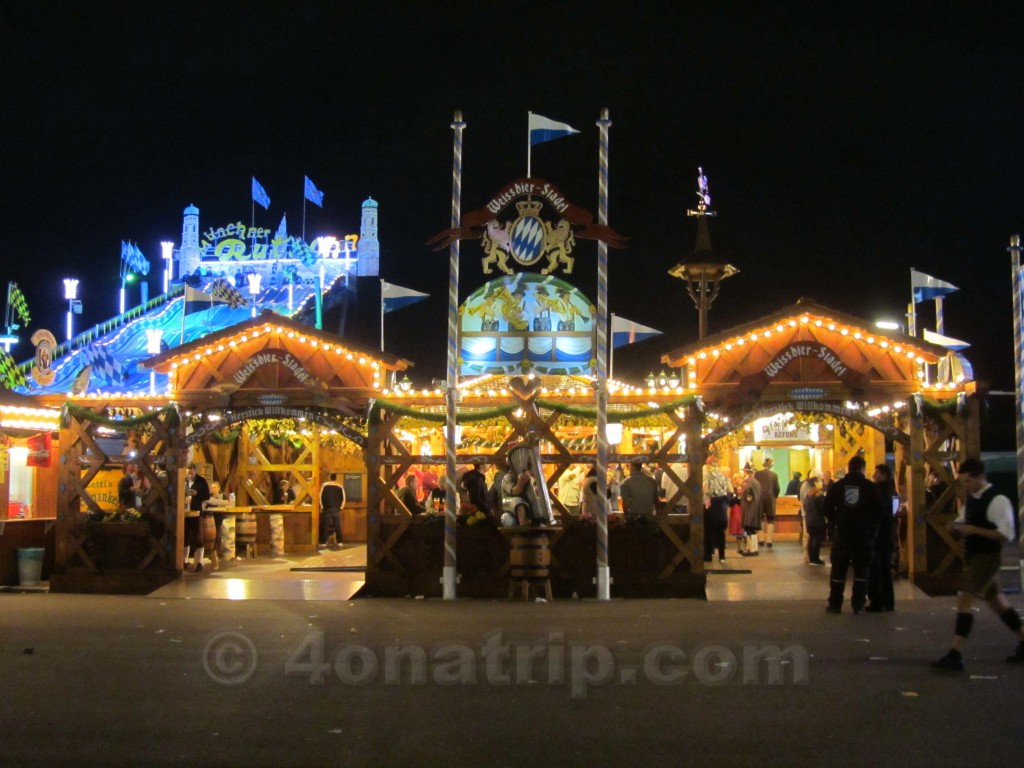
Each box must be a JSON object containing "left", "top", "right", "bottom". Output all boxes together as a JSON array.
[
  {"left": 143, "top": 311, "right": 411, "bottom": 405},
  {"left": 660, "top": 299, "right": 958, "bottom": 402}
]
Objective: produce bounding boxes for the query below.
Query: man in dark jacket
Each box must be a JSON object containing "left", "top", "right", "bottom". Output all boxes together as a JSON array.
[
  {"left": 754, "top": 458, "right": 781, "bottom": 549},
  {"left": 866, "top": 464, "right": 898, "bottom": 612},
  {"left": 319, "top": 473, "right": 346, "bottom": 548},
  {"left": 822, "top": 455, "right": 883, "bottom": 614}
]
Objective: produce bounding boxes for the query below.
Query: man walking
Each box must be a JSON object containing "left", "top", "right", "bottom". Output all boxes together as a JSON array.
[
  {"left": 754, "top": 457, "right": 781, "bottom": 549},
  {"left": 702, "top": 456, "right": 733, "bottom": 563},
  {"left": 823, "top": 455, "right": 883, "bottom": 614},
  {"left": 319, "top": 473, "right": 346, "bottom": 549},
  {"left": 932, "top": 459, "right": 1024, "bottom": 670}
]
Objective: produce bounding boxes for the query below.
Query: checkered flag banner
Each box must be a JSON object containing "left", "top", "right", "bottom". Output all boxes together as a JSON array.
[
  {"left": 85, "top": 344, "right": 132, "bottom": 384},
  {"left": 290, "top": 237, "right": 318, "bottom": 268},
  {"left": 0, "top": 348, "right": 27, "bottom": 389},
  {"left": 120, "top": 241, "right": 150, "bottom": 275},
  {"left": 8, "top": 282, "right": 30, "bottom": 326},
  {"left": 210, "top": 278, "right": 248, "bottom": 309}
]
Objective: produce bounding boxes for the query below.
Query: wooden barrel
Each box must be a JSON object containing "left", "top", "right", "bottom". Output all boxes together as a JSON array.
[
  {"left": 236, "top": 513, "right": 257, "bottom": 547},
  {"left": 201, "top": 514, "right": 217, "bottom": 550},
  {"left": 509, "top": 530, "right": 551, "bottom": 581}
]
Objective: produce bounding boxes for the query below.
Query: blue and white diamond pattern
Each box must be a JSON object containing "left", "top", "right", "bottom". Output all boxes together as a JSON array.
[{"left": 510, "top": 215, "right": 545, "bottom": 266}]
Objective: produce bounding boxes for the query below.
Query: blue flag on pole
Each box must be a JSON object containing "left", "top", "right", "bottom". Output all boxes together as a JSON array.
[
  {"left": 304, "top": 176, "right": 325, "bottom": 207},
  {"left": 529, "top": 113, "right": 580, "bottom": 146},
  {"left": 911, "top": 269, "right": 958, "bottom": 303},
  {"left": 382, "top": 281, "right": 429, "bottom": 312},
  {"left": 252, "top": 177, "right": 271, "bottom": 209},
  {"left": 611, "top": 314, "right": 663, "bottom": 348}
]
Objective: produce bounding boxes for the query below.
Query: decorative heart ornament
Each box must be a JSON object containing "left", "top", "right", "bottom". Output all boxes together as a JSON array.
[{"left": 508, "top": 375, "right": 542, "bottom": 402}]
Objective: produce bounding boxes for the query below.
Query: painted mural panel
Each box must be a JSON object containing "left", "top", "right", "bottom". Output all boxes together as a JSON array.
[{"left": 459, "top": 274, "right": 594, "bottom": 375}]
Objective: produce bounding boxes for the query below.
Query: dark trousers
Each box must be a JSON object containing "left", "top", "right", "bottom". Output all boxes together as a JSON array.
[
  {"left": 867, "top": 540, "right": 895, "bottom": 610},
  {"left": 807, "top": 525, "right": 826, "bottom": 563},
  {"left": 704, "top": 496, "right": 728, "bottom": 560},
  {"left": 828, "top": 530, "right": 873, "bottom": 610},
  {"left": 320, "top": 507, "right": 342, "bottom": 545}
]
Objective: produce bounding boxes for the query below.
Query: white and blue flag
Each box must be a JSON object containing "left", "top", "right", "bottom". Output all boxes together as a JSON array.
[
  {"left": 382, "top": 281, "right": 429, "bottom": 313},
  {"left": 304, "top": 175, "right": 325, "bottom": 207},
  {"left": 252, "top": 176, "right": 271, "bottom": 209},
  {"left": 528, "top": 113, "right": 579, "bottom": 146},
  {"left": 911, "top": 269, "right": 958, "bottom": 303},
  {"left": 611, "top": 314, "right": 663, "bottom": 348}
]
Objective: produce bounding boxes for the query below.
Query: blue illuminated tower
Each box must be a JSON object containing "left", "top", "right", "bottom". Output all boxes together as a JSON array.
[
  {"left": 357, "top": 197, "right": 379, "bottom": 277},
  {"left": 179, "top": 204, "right": 201, "bottom": 278}
]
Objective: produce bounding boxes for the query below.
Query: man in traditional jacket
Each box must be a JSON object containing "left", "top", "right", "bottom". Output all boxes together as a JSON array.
[{"left": 754, "top": 458, "right": 781, "bottom": 550}]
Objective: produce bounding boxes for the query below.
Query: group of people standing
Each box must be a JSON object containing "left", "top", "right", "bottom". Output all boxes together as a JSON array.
[{"left": 703, "top": 456, "right": 781, "bottom": 564}]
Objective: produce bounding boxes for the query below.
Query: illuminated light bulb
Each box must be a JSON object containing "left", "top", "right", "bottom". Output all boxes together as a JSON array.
[
  {"left": 814, "top": 320, "right": 822, "bottom": 327},
  {"left": 287, "top": 332, "right": 295, "bottom": 338},
  {"left": 763, "top": 329, "right": 771, "bottom": 337},
  {"left": 688, "top": 357, "right": 696, "bottom": 365},
  {"left": 725, "top": 344, "right": 732, "bottom": 351},
  {"left": 853, "top": 332, "right": 862, "bottom": 339},
  {"left": 827, "top": 323, "right": 836, "bottom": 331},
  {"left": 713, "top": 349, "right": 720, "bottom": 356},
  {"left": 775, "top": 325, "right": 784, "bottom": 332},
  {"left": 310, "top": 340, "right": 319, "bottom": 348},
  {"left": 789, "top": 320, "right": 797, "bottom": 327},
  {"left": 298, "top": 336, "right": 307, "bottom": 343},
  {"left": 750, "top": 333, "right": 758, "bottom": 341},
  {"left": 866, "top": 336, "right": 875, "bottom": 344},
  {"left": 737, "top": 337, "right": 745, "bottom": 345},
  {"left": 346, "top": 353, "right": 353, "bottom": 360},
  {"left": 800, "top": 316, "right": 809, "bottom": 324},
  {"left": 228, "top": 340, "right": 236, "bottom": 347},
  {"left": 171, "top": 362, "right": 178, "bottom": 369},
  {"left": 698, "top": 352, "right": 707, "bottom": 359}
]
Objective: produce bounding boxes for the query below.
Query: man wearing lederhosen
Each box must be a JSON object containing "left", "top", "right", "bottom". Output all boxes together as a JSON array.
[{"left": 932, "top": 458, "right": 1024, "bottom": 670}]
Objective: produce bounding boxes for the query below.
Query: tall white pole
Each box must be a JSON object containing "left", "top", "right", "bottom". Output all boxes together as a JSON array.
[
  {"left": 443, "top": 111, "right": 466, "bottom": 600},
  {"left": 595, "top": 108, "right": 612, "bottom": 600},
  {"left": 527, "top": 111, "right": 532, "bottom": 178},
  {"left": 380, "top": 279, "right": 385, "bottom": 351},
  {"left": 1008, "top": 234, "right": 1024, "bottom": 593}
]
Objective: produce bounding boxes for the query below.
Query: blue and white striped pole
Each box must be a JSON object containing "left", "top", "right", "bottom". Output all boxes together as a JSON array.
[
  {"left": 443, "top": 111, "right": 466, "bottom": 600},
  {"left": 595, "top": 108, "right": 612, "bottom": 600},
  {"left": 1009, "top": 234, "right": 1024, "bottom": 592}
]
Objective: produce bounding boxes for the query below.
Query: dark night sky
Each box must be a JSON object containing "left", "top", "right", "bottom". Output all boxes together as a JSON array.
[{"left": 2, "top": 3, "right": 1023, "bottom": 417}]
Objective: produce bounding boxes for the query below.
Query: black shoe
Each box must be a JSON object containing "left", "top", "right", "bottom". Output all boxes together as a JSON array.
[
  {"left": 864, "top": 604, "right": 884, "bottom": 613},
  {"left": 1008, "top": 642, "right": 1024, "bottom": 664},
  {"left": 932, "top": 650, "right": 964, "bottom": 671},
  {"left": 195, "top": 563, "right": 203, "bottom": 573},
  {"left": 825, "top": 605, "right": 841, "bottom": 614},
  {"left": 810, "top": 560, "right": 826, "bottom": 566},
  {"left": 766, "top": 543, "right": 773, "bottom": 549},
  {"left": 852, "top": 605, "right": 864, "bottom": 615}
]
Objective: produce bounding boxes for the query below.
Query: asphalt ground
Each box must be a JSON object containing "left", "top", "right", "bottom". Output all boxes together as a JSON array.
[{"left": 2, "top": 590, "right": 1023, "bottom": 768}]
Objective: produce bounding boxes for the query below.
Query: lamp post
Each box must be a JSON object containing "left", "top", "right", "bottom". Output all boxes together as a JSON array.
[
  {"left": 161, "top": 241, "right": 174, "bottom": 295},
  {"left": 246, "top": 273, "right": 262, "bottom": 318},
  {"left": 63, "top": 279, "right": 80, "bottom": 342}
]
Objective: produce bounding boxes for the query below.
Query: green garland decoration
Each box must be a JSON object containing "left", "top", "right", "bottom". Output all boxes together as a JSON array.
[
  {"left": 64, "top": 402, "right": 179, "bottom": 432},
  {"left": 208, "top": 427, "right": 241, "bottom": 444},
  {"left": 370, "top": 395, "right": 699, "bottom": 426}
]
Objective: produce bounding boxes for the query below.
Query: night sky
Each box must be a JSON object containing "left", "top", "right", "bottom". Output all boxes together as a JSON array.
[{"left": 2, "top": 2, "right": 1023, "bottom": 441}]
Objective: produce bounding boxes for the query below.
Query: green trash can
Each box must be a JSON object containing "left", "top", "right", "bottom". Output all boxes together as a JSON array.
[{"left": 17, "top": 547, "right": 45, "bottom": 586}]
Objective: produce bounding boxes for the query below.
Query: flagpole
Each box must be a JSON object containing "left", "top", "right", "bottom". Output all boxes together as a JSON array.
[
  {"left": 302, "top": 194, "right": 307, "bottom": 243},
  {"left": 908, "top": 269, "right": 917, "bottom": 337},
  {"left": 609, "top": 313, "right": 616, "bottom": 382},
  {"left": 595, "top": 108, "right": 612, "bottom": 601},
  {"left": 934, "top": 297, "right": 944, "bottom": 335},
  {"left": 1009, "top": 235, "right": 1024, "bottom": 578},
  {"left": 527, "top": 111, "right": 532, "bottom": 178},
  {"left": 180, "top": 291, "right": 187, "bottom": 346},
  {"left": 380, "top": 279, "right": 385, "bottom": 351},
  {"left": 443, "top": 110, "right": 466, "bottom": 601}
]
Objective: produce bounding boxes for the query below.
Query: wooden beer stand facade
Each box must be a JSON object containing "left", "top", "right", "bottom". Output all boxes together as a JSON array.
[{"left": 49, "top": 312, "right": 408, "bottom": 593}]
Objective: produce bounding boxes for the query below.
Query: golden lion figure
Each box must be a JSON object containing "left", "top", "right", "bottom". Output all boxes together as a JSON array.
[
  {"left": 541, "top": 219, "right": 576, "bottom": 275},
  {"left": 481, "top": 220, "right": 514, "bottom": 275}
]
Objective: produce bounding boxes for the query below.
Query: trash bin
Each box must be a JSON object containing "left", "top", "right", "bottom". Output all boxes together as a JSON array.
[{"left": 17, "top": 547, "right": 45, "bottom": 586}]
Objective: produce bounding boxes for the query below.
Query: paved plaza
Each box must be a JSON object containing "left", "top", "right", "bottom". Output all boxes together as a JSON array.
[{"left": 2, "top": 544, "right": 1022, "bottom": 767}]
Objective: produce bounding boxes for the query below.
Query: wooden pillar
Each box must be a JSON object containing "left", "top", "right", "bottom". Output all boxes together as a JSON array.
[
  {"left": 364, "top": 407, "right": 383, "bottom": 571},
  {"left": 685, "top": 402, "right": 706, "bottom": 571},
  {"left": 907, "top": 398, "right": 927, "bottom": 585}
]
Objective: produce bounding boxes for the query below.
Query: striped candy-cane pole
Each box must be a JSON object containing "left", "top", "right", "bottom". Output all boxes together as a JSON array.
[
  {"left": 934, "top": 297, "right": 944, "bottom": 336},
  {"left": 1009, "top": 235, "right": 1024, "bottom": 577},
  {"left": 595, "top": 108, "right": 612, "bottom": 600},
  {"left": 443, "top": 111, "right": 465, "bottom": 600}
]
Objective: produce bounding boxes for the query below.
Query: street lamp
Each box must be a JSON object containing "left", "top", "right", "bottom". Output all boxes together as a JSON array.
[
  {"left": 399, "top": 375, "right": 413, "bottom": 393},
  {"left": 246, "top": 273, "right": 263, "bottom": 318},
  {"left": 161, "top": 242, "right": 174, "bottom": 295},
  {"left": 657, "top": 370, "right": 669, "bottom": 389},
  {"left": 645, "top": 372, "right": 657, "bottom": 389},
  {"left": 63, "top": 279, "right": 80, "bottom": 342}
]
